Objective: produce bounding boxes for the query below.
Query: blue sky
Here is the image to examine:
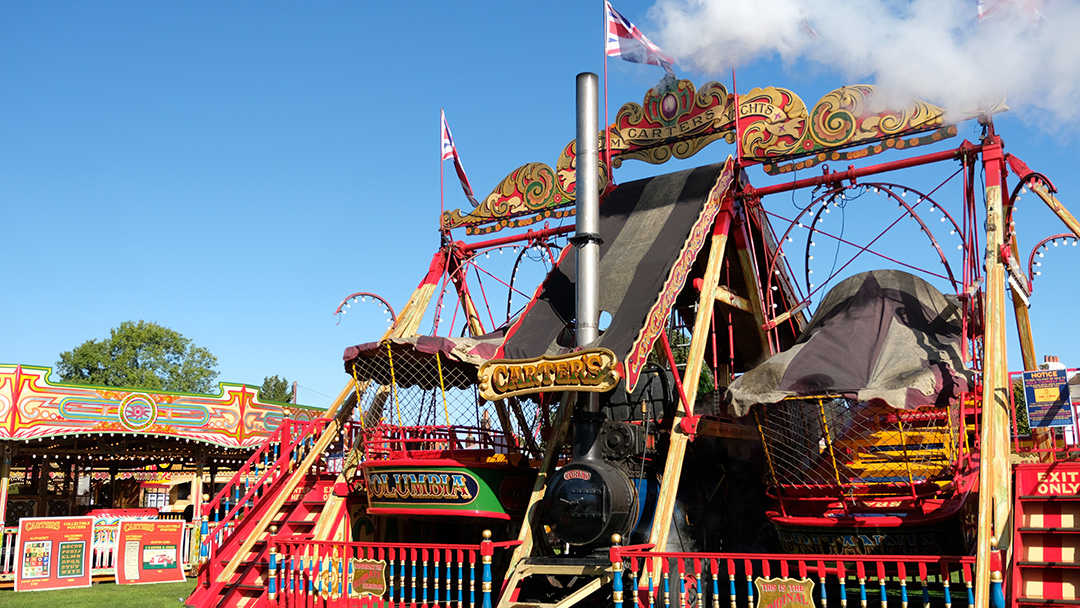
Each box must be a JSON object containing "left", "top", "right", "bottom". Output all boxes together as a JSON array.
[{"left": 3, "top": 1, "right": 1079, "bottom": 408}]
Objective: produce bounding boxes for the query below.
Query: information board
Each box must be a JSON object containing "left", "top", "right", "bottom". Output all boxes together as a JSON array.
[
  {"left": 114, "top": 519, "right": 187, "bottom": 585},
  {"left": 14, "top": 516, "right": 94, "bottom": 592},
  {"left": 1023, "top": 369, "right": 1075, "bottom": 428}
]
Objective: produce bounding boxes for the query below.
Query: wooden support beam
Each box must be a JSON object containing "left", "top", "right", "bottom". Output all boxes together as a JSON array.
[
  {"left": 647, "top": 187, "right": 735, "bottom": 556},
  {"left": 1029, "top": 181, "right": 1080, "bottom": 241},
  {"left": 761, "top": 300, "right": 810, "bottom": 332},
  {"left": 975, "top": 138, "right": 1010, "bottom": 608},
  {"left": 733, "top": 224, "right": 772, "bottom": 357},
  {"left": 714, "top": 286, "right": 752, "bottom": 313}
]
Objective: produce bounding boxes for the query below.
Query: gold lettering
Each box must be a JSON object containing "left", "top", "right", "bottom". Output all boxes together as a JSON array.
[
  {"left": 492, "top": 367, "right": 509, "bottom": 393},
  {"left": 568, "top": 359, "right": 584, "bottom": 383}
]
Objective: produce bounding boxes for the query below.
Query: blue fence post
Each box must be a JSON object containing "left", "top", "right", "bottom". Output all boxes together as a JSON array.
[
  {"left": 481, "top": 530, "right": 493, "bottom": 608},
  {"left": 200, "top": 494, "right": 210, "bottom": 564},
  {"left": 268, "top": 526, "right": 278, "bottom": 604},
  {"left": 610, "top": 534, "right": 624, "bottom": 608}
]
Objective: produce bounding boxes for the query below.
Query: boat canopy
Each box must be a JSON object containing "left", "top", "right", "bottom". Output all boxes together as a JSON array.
[
  {"left": 726, "top": 269, "right": 973, "bottom": 416},
  {"left": 343, "top": 333, "right": 504, "bottom": 390}
]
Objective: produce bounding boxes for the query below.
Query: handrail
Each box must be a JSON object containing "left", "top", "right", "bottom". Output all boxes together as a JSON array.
[
  {"left": 199, "top": 416, "right": 331, "bottom": 562},
  {"left": 267, "top": 530, "right": 521, "bottom": 607},
  {"left": 609, "top": 543, "right": 1002, "bottom": 608}
]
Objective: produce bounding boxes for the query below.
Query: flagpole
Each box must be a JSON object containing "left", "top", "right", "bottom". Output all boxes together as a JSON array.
[
  {"left": 732, "top": 69, "right": 741, "bottom": 167},
  {"left": 440, "top": 110, "right": 446, "bottom": 235},
  {"left": 603, "top": 1, "right": 612, "bottom": 186}
]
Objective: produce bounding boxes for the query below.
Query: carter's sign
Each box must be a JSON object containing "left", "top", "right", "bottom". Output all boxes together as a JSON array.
[{"left": 478, "top": 349, "right": 620, "bottom": 401}]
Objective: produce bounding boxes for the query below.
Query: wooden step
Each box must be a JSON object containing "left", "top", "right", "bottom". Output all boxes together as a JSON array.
[{"left": 1021, "top": 569, "right": 1080, "bottom": 601}]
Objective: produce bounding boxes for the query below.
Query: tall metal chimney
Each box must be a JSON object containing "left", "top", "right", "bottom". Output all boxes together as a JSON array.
[{"left": 574, "top": 72, "right": 601, "bottom": 417}]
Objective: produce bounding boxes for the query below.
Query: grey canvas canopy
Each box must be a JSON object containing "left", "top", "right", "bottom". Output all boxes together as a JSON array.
[{"left": 726, "top": 270, "right": 973, "bottom": 417}]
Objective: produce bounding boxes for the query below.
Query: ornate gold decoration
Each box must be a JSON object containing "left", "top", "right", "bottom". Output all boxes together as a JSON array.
[
  {"left": 745, "top": 85, "right": 949, "bottom": 163},
  {"left": 610, "top": 79, "right": 734, "bottom": 166},
  {"left": 441, "top": 81, "right": 965, "bottom": 235},
  {"left": 764, "top": 126, "right": 959, "bottom": 175},
  {"left": 442, "top": 79, "right": 734, "bottom": 236},
  {"left": 737, "top": 87, "right": 810, "bottom": 160}
]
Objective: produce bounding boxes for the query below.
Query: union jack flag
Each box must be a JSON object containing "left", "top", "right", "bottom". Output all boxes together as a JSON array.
[
  {"left": 605, "top": 1, "right": 675, "bottom": 76},
  {"left": 441, "top": 110, "right": 480, "bottom": 208},
  {"left": 978, "top": 0, "right": 1045, "bottom": 23}
]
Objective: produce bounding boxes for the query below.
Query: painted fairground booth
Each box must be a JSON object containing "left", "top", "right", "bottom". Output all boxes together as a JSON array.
[
  {"left": 0, "top": 363, "right": 318, "bottom": 586},
  {"left": 183, "top": 76, "right": 1080, "bottom": 608}
]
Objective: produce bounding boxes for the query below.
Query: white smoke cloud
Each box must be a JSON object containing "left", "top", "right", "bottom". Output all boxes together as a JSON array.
[{"left": 649, "top": 0, "right": 1080, "bottom": 128}]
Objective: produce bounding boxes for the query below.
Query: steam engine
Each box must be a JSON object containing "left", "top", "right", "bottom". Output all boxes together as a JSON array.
[{"left": 541, "top": 366, "right": 672, "bottom": 553}]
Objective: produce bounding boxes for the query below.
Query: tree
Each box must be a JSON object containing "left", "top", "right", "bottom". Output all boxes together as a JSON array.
[
  {"left": 56, "top": 320, "right": 219, "bottom": 393},
  {"left": 259, "top": 375, "right": 293, "bottom": 403}
]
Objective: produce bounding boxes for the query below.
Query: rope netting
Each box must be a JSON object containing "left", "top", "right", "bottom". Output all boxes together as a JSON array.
[
  {"left": 349, "top": 346, "right": 543, "bottom": 462},
  {"left": 754, "top": 397, "right": 960, "bottom": 496}
]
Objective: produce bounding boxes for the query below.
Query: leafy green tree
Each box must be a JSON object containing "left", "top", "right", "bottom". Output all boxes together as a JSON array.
[
  {"left": 259, "top": 375, "right": 293, "bottom": 403},
  {"left": 56, "top": 320, "right": 219, "bottom": 393},
  {"left": 1013, "top": 377, "right": 1030, "bottom": 436}
]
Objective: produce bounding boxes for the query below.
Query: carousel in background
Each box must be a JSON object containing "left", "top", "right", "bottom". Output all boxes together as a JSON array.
[{"left": 0, "top": 363, "right": 318, "bottom": 586}]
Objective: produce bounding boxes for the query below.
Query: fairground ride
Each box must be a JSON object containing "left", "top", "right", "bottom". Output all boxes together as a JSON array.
[{"left": 187, "top": 73, "right": 1080, "bottom": 608}]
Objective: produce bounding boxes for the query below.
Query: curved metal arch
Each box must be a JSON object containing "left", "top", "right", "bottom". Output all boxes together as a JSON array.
[
  {"left": 1005, "top": 170, "right": 1057, "bottom": 233},
  {"left": 1027, "top": 233, "right": 1080, "bottom": 292},
  {"left": 334, "top": 291, "right": 397, "bottom": 328},
  {"left": 506, "top": 239, "right": 559, "bottom": 323},
  {"left": 762, "top": 183, "right": 965, "bottom": 317}
]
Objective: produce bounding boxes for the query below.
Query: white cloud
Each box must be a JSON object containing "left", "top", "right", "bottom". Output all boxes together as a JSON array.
[{"left": 649, "top": 0, "right": 1080, "bottom": 126}]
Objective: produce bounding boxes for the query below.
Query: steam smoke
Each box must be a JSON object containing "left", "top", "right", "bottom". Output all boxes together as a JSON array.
[{"left": 649, "top": 0, "right": 1080, "bottom": 129}]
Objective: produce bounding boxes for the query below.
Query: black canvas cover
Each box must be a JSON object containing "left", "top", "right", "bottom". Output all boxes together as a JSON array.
[
  {"left": 496, "top": 161, "right": 735, "bottom": 391},
  {"left": 726, "top": 270, "right": 973, "bottom": 416}
]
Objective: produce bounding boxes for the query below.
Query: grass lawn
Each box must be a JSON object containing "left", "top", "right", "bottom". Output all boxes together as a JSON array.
[{"left": 0, "top": 578, "right": 198, "bottom": 607}]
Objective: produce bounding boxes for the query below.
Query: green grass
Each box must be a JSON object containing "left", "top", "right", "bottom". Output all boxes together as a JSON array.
[{"left": 0, "top": 578, "right": 198, "bottom": 607}]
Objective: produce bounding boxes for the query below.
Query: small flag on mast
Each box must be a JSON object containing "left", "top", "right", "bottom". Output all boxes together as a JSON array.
[
  {"left": 441, "top": 110, "right": 480, "bottom": 208},
  {"left": 605, "top": 1, "right": 675, "bottom": 76}
]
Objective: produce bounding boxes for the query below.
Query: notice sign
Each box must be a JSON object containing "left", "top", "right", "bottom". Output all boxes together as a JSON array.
[
  {"left": 115, "top": 519, "right": 186, "bottom": 585},
  {"left": 1023, "top": 369, "right": 1074, "bottom": 428},
  {"left": 14, "top": 516, "right": 93, "bottom": 592}
]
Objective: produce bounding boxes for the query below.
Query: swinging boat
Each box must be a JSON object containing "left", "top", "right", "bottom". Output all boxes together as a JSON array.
[{"left": 188, "top": 73, "right": 1080, "bottom": 608}]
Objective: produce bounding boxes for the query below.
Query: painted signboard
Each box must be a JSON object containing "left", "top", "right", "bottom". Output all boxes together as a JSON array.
[
  {"left": 14, "top": 516, "right": 94, "bottom": 592},
  {"left": 114, "top": 520, "right": 187, "bottom": 585},
  {"left": 362, "top": 465, "right": 536, "bottom": 519},
  {"left": 1016, "top": 463, "right": 1080, "bottom": 497},
  {"left": 1023, "top": 369, "right": 1074, "bottom": 428},
  {"left": 754, "top": 577, "right": 815, "bottom": 608},
  {"left": 349, "top": 558, "right": 388, "bottom": 597},
  {"left": 478, "top": 348, "right": 620, "bottom": 401}
]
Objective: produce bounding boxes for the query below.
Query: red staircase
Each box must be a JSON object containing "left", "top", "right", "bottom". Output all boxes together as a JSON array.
[
  {"left": 187, "top": 417, "right": 336, "bottom": 608},
  {"left": 1012, "top": 461, "right": 1080, "bottom": 606}
]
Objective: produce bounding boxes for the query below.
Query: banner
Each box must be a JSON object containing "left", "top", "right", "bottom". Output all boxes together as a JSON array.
[
  {"left": 115, "top": 519, "right": 187, "bottom": 585},
  {"left": 14, "top": 516, "right": 94, "bottom": 592}
]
